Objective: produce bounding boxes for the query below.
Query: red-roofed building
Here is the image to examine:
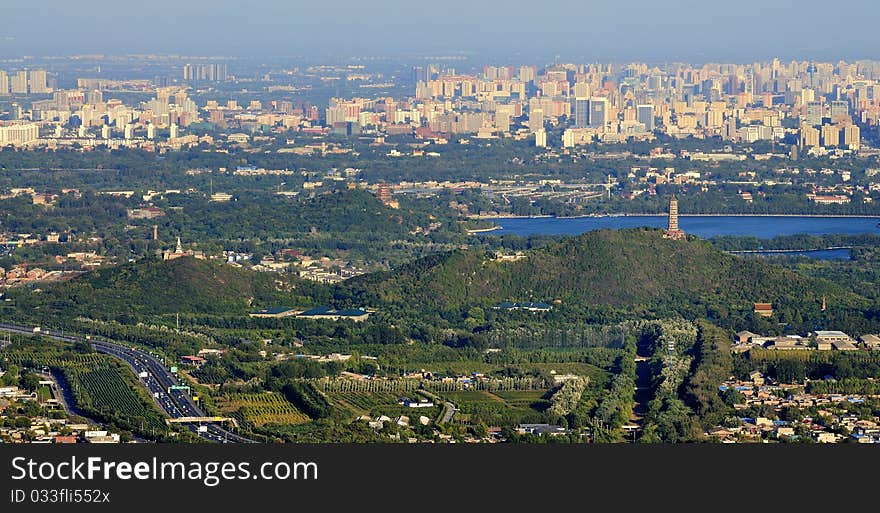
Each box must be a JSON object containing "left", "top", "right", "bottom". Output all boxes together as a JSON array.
[{"left": 754, "top": 303, "right": 773, "bottom": 318}]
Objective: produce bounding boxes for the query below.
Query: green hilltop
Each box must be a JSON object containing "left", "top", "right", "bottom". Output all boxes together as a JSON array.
[
  {"left": 342, "top": 228, "right": 868, "bottom": 327},
  {"left": 9, "top": 228, "right": 875, "bottom": 334},
  {"left": 12, "top": 256, "right": 319, "bottom": 318}
]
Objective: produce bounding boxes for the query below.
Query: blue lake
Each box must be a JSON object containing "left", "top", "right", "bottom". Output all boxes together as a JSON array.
[
  {"left": 734, "top": 249, "right": 853, "bottom": 260},
  {"left": 488, "top": 216, "right": 880, "bottom": 239}
]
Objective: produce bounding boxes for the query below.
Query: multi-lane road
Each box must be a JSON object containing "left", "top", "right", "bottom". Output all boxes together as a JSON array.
[{"left": 0, "top": 322, "right": 254, "bottom": 443}]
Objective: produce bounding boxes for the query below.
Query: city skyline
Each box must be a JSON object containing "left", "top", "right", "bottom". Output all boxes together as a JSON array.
[{"left": 2, "top": 0, "right": 880, "bottom": 62}]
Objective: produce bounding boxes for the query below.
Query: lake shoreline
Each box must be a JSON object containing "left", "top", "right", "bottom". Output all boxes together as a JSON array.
[
  {"left": 478, "top": 215, "right": 880, "bottom": 248},
  {"left": 472, "top": 213, "right": 880, "bottom": 219}
]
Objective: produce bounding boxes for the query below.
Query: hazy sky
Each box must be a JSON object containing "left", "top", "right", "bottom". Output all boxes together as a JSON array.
[{"left": 1, "top": 0, "right": 878, "bottom": 62}]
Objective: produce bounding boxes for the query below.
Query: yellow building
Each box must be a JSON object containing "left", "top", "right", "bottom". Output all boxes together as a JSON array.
[
  {"left": 842, "top": 124, "right": 860, "bottom": 150},
  {"left": 800, "top": 125, "right": 820, "bottom": 147},
  {"left": 821, "top": 124, "right": 839, "bottom": 147}
]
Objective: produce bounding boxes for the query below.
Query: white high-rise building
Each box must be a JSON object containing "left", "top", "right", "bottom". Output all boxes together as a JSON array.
[
  {"left": 0, "top": 123, "right": 40, "bottom": 146},
  {"left": 10, "top": 71, "right": 28, "bottom": 94},
  {"left": 147, "top": 123, "right": 155, "bottom": 140},
  {"left": 101, "top": 125, "right": 111, "bottom": 139},
  {"left": 169, "top": 123, "right": 179, "bottom": 139},
  {"left": 535, "top": 128, "right": 547, "bottom": 148},
  {"left": 28, "top": 70, "right": 50, "bottom": 94},
  {"left": 0, "top": 71, "right": 8, "bottom": 95},
  {"left": 124, "top": 124, "right": 133, "bottom": 140}
]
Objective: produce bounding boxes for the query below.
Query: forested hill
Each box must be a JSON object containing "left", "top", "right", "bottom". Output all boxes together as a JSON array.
[
  {"left": 12, "top": 256, "right": 320, "bottom": 318},
  {"left": 343, "top": 228, "right": 869, "bottom": 327}
]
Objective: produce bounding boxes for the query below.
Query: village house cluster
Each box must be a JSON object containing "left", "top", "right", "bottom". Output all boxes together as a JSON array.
[{"left": 709, "top": 372, "right": 880, "bottom": 443}]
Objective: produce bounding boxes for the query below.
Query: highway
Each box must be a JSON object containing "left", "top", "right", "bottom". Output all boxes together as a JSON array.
[{"left": 0, "top": 322, "right": 255, "bottom": 443}]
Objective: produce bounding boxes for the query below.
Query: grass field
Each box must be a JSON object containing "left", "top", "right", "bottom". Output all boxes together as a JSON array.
[{"left": 491, "top": 390, "right": 550, "bottom": 406}]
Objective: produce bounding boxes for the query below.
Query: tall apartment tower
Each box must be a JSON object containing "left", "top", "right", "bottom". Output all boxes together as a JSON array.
[
  {"left": 574, "top": 98, "right": 589, "bottom": 128},
  {"left": 588, "top": 97, "right": 610, "bottom": 129},
  {"left": 10, "top": 71, "right": 28, "bottom": 94},
  {"left": 535, "top": 128, "right": 547, "bottom": 148},
  {"left": 637, "top": 104, "right": 655, "bottom": 131},
  {"left": 28, "top": 70, "right": 49, "bottom": 94},
  {"left": 529, "top": 108, "right": 544, "bottom": 132}
]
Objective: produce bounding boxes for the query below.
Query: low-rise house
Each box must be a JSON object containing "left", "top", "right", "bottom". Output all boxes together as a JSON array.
[
  {"left": 775, "top": 427, "right": 796, "bottom": 438},
  {"left": 179, "top": 355, "right": 206, "bottom": 367},
  {"left": 516, "top": 424, "right": 568, "bottom": 436},
  {"left": 814, "top": 431, "right": 838, "bottom": 443},
  {"left": 248, "top": 307, "right": 300, "bottom": 318},
  {"left": 812, "top": 331, "right": 857, "bottom": 350},
  {"left": 296, "top": 307, "right": 370, "bottom": 322},
  {"left": 859, "top": 334, "right": 880, "bottom": 350},
  {"left": 736, "top": 331, "right": 757, "bottom": 345},
  {"left": 493, "top": 301, "right": 553, "bottom": 312}
]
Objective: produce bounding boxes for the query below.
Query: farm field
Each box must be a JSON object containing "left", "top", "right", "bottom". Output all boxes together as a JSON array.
[
  {"left": 214, "top": 392, "right": 310, "bottom": 427},
  {"left": 324, "top": 390, "right": 441, "bottom": 419},
  {"left": 64, "top": 363, "right": 167, "bottom": 432},
  {"left": 439, "top": 389, "right": 552, "bottom": 426},
  {"left": 325, "top": 391, "right": 406, "bottom": 415}
]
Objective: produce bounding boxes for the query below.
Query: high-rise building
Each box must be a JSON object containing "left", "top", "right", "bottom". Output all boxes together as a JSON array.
[
  {"left": 183, "top": 63, "right": 227, "bottom": 82},
  {"left": 124, "top": 124, "right": 133, "bottom": 140},
  {"left": 588, "top": 97, "right": 610, "bottom": 129},
  {"left": 412, "top": 66, "right": 428, "bottom": 84},
  {"left": 529, "top": 108, "right": 544, "bottom": 132},
  {"left": 637, "top": 104, "right": 655, "bottom": 131},
  {"left": 800, "top": 125, "right": 820, "bottom": 148},
  {"left": 10, "top": 71, "right": 28, "bottom": 94},
  {"left": 86, "top": 89, "right": 103, "bottom": 105},
  {"left": 829, "top": 100, "right": 849, "bottom": 122},
  {"left": 28, "top": 70, "right": 49, "bottom": 94},
  {"left": 821, "top": 124, "right": 839, "bottom": 147},
  {"left": 573, "top": 82, "right": 591, "bottom": 98},
  {"left": 843, "top": 124, "right": 860, "bottom": 150},
  {"left": 147, "top": 123, "right": 156, "bottom": 140},
  {"left": 574, "top": 98, "right": 589, "bottom": 128},
  {"left": 664, "top": 196, "right": 685, "bottom": 240},
  {"left": 518, "top": 66, "right": 536, "bottom": 83},
  {"left": 0, "top": 123, "right": 40, "bottom": 146},
  {"left": 805, "top": 101, "right": 824, "bottom": 126},
  {"left": 535, "top": 128, "right": 547, "bottom": 148},
  {"left": 169, "top": 123, "right": 179, "bottom": 139},
  {"left": 0, "top": 71, "right": 8, "bottom": 95}
]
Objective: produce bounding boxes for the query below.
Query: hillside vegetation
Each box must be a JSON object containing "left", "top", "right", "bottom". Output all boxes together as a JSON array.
[
  {"left": 343, "top": 228, "right": 871, "bottom": 330},
  {"left": 12, "top": 256, "right": 320, "bottom": 319}
]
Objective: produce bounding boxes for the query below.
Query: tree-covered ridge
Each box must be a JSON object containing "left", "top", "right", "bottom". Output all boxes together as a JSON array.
[
  {"left": 344, "top": 228, "right": 865, "bottom": 324},
  {"left": 13, "top": 256, "right": 319, "bottom": 318}
]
